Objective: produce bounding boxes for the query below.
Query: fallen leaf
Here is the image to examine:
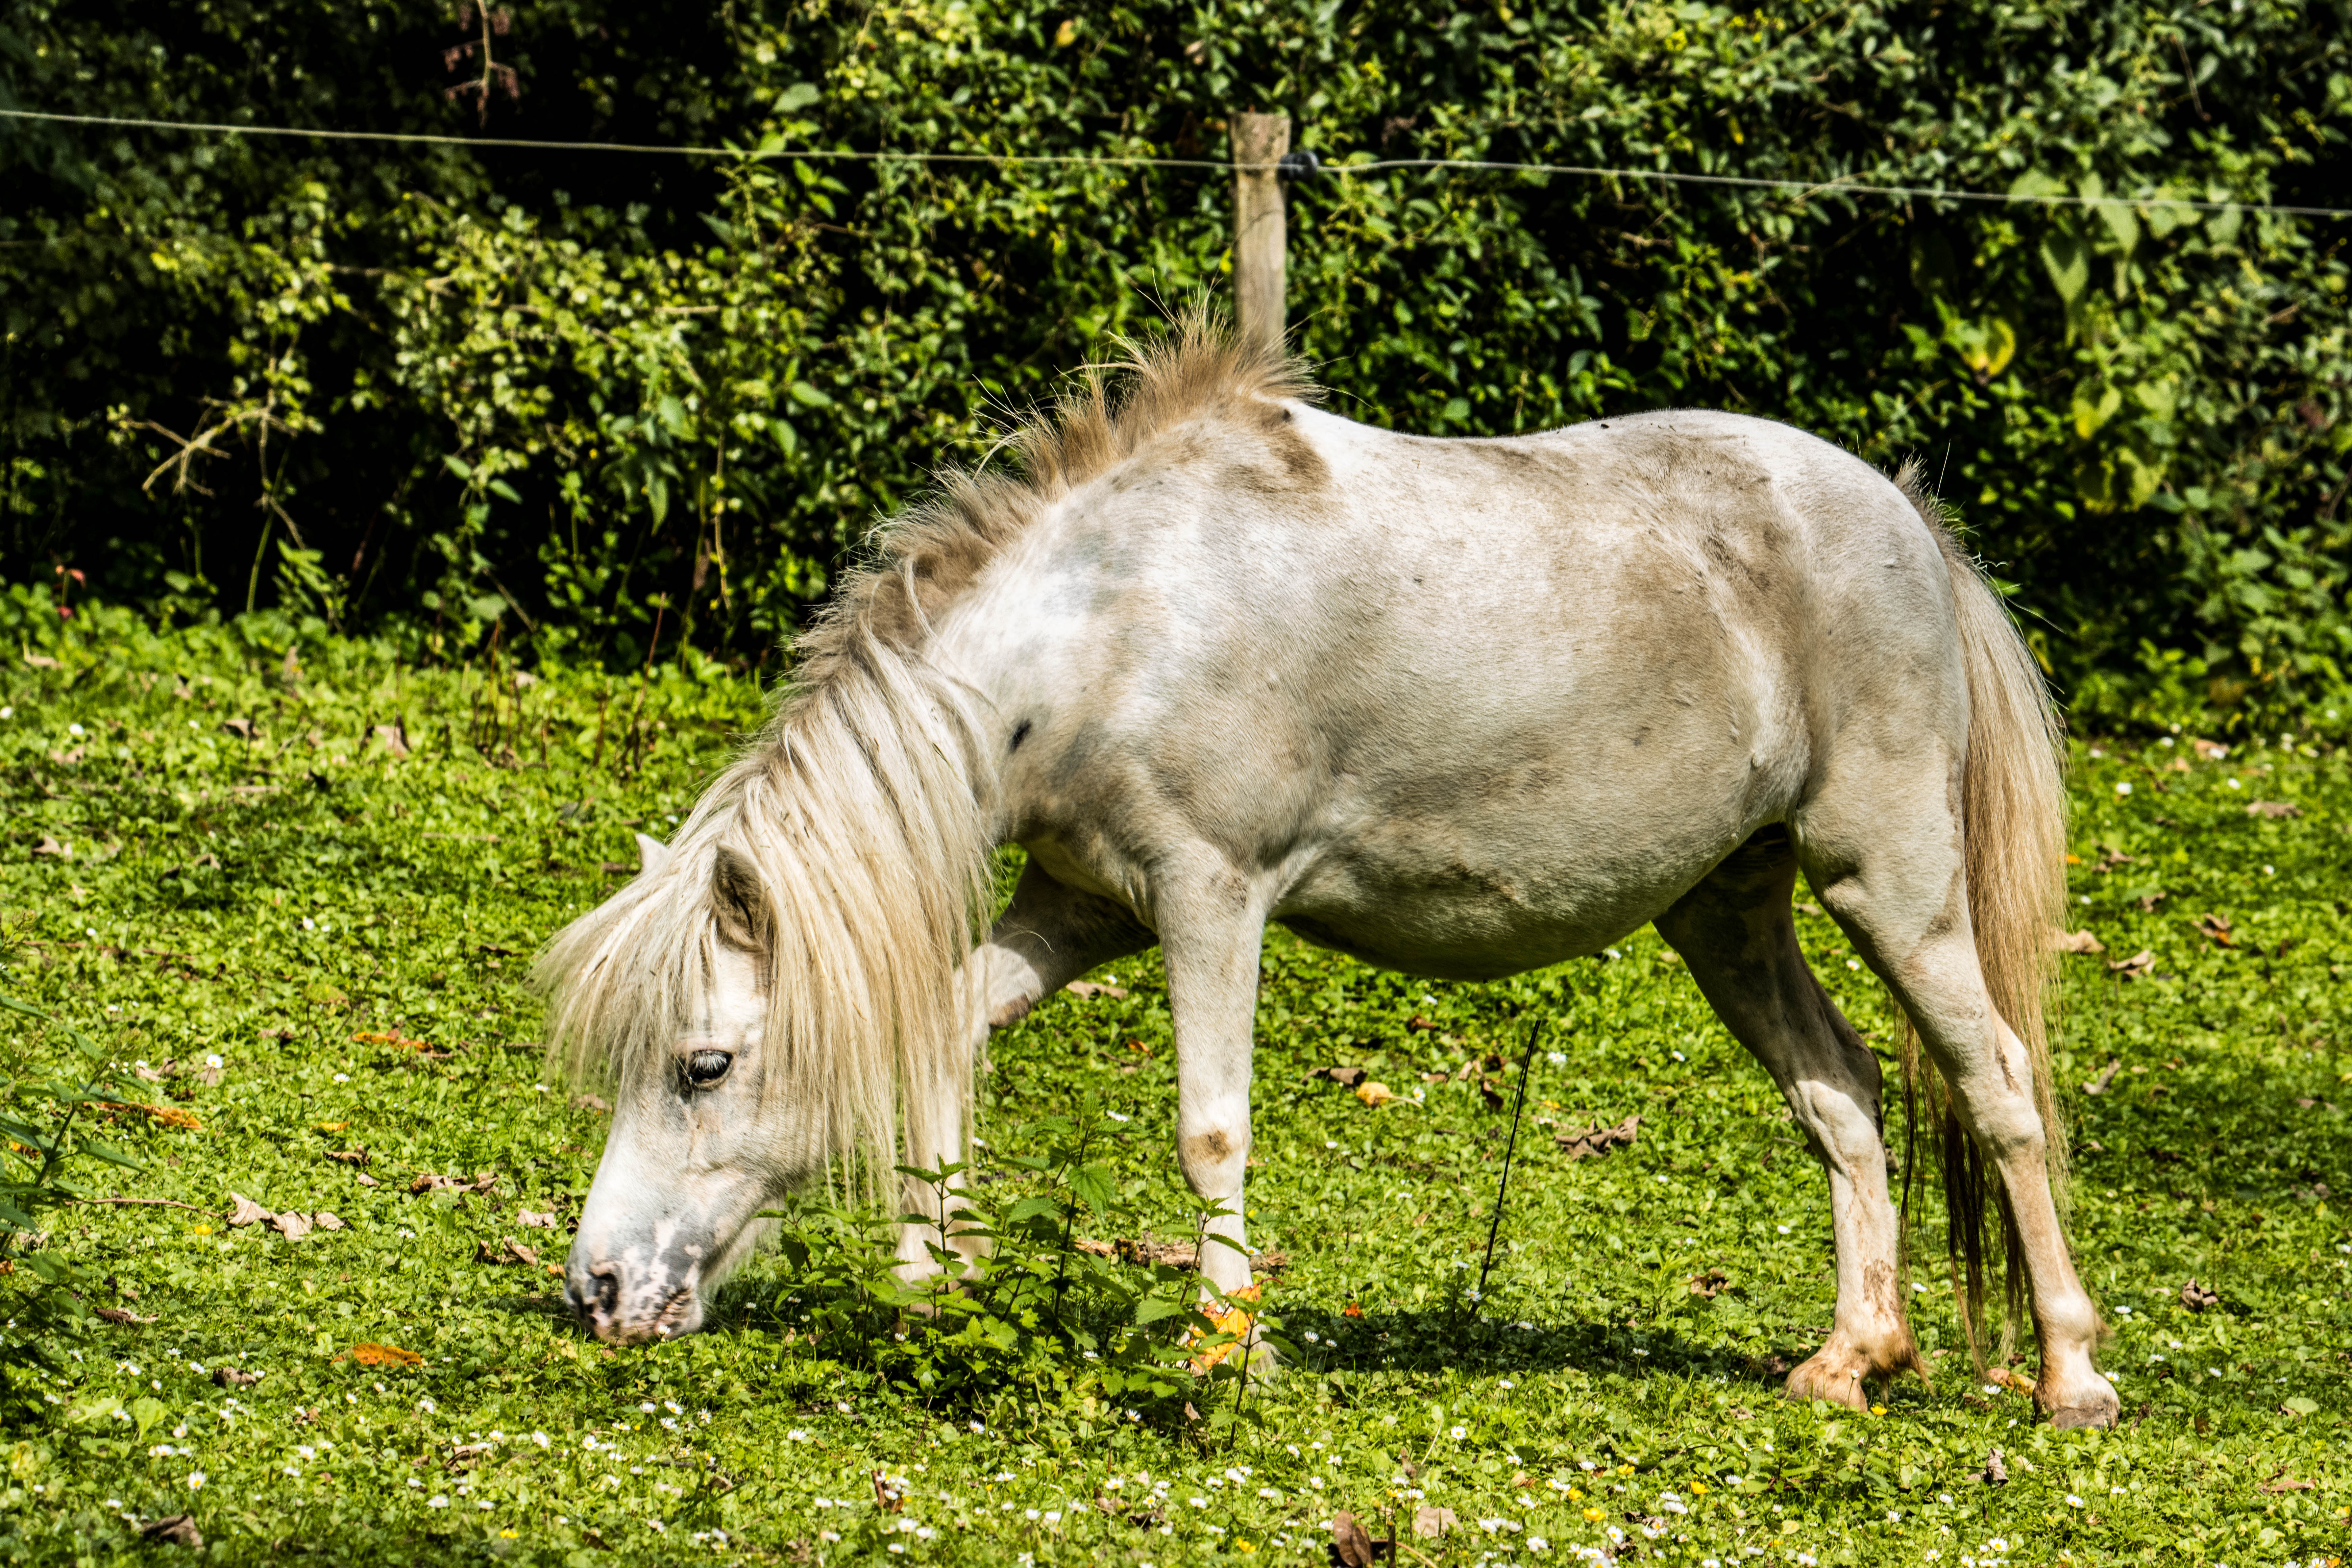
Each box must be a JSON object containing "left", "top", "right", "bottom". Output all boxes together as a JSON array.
[
  {"left": 2261, "top": 1475, "right": 2317, "bottom": 1491},
  {"left": 213, "top": 1366, "right": 262, "bottom": 1388},
  {"left": 1330, "top": 1511, "right": 1378, "bottom": 1568},
  {"left": 515, "top": 1209, "right": 560, "bottom": 1229},
  {"left": 2051, "top": 929, "right": 2106, "bottom": 955},
  {"left": 354, "top": 1173, "right": 379, "bottom": 1188},
  {"left": 1986, "top": 1366, "right": 2036, "bottom": 1396},
  {"left": 473, "top": 1236, "right": 540, "bottom": 1267},
  {"left": 572, "top": 1094, "right": 611, "bottom": 1115},
  {"left": 2195, "top": 912, "right": 2234, "bottom": 947},
  {"left": 1687, "top": 1267, "right": 1730, "bottom": 1299},
  {"left": 227, "top": 1193, "right": 274, "bottom": 1227},
  {"left": 33, "top": 835, "right": 67, "bottom": 857},
  {"left": 2245, "top": 800, "right": 2300, "bottom": 819},
  {"left": 324, "top": 1148, "right": 370, "bottom": 1168},
  {"left": 134, "top": 1064, "right": 168, "bottom": 1082},
  {"left": 139, "top": 1514, "right": 201, "bottom": 1548},
  {"left": 1981, "top": 1447, "right": 2009, "bottom": 1486},
  {"left": 1354, "top": 1080, "right": 1398, "bottom": 1108},
  {"left": 115, "top": 1102, "right": 201, "bottom": 1131},
  {"left": 1556, "top": 1114, "right": 1641, "bottom": 1160},
  {"left": 2108, "top": 949, "right": 2156, "bottom": 980},
  {"left": 1405, "top": 1015, "right": 1441, "bottom": 1032},
  {"left": 372, "top": 723, "right": 411, "bottom": 759},
  {"left": 273, "top": 1212, "right": 314, "bottom": 1242},
  {"left": 1306, "top": 1065, "right": 1367, "bottom": 1088},
  {"left": 1063, "top": 980, "right": 1129, "bottom": 1000},
  {"left": 21, "top": 652, "right": 60, "bottom": 671},
  {"left": 2134, "top": 891, "right": 2166, "bottom": 913},
  {"left": 1187, "top": 1284, "right": 1260, "bottom": 1373},
  {"left": 872, "top": 1469, "right": 909, "bottom": 1513},
  {"left": 313, "top": 1211, "right": 344, "bottom": 1232},
  {"left": 344, "top": 1342, "right": 421, "bottom": 1369},
  {"left": 220, "top": 717, "right": 254, "bottom": 740},
  {"left": 2083, "top": 1058, "right": 2121, "bottom": 1095},
  {"left": 1413, "top": 1505, "right": 1457, "bottom": 1539},
  {"left": 93, "top": 1305, "right": 158, "bottom": 1326},
  {"left": 2179, "top": 1278, "right": 2219, "bottom": 1313}
]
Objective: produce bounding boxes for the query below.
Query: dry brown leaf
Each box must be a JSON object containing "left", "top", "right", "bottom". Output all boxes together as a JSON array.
[
  {"left": 1687, "top": 1267, "right": 1730, "bottom": 1299},
  {"left": 93, "top": 1305, "right": 158, "bottom": 1326},
  {"left": 1330, "top": 1510, "right": 1378, "bottom": 1568},
  {"left": 1413, "top": 1505, "right": 1457, "bottom": 1539},
  {"left": 1307, "top": 1065, "right": 1367, "bottom": 1087},
  {"left": 324, "top": 1148, "right": 370, "bottom": 1168},
  {"left": 32, "top": 835, "right": 66, "bottom": 857},
  {"left": 2245, "top": 800, "right": 2300, "bottom": 819},
  {"left": 515, "top": 1209, "right": 559, "bottom": 1229},
  {"left": 2108, "top": 949, "right": 2157, "bottom": 980},
  {"left": 354, "top": 1173, "right": 379, "bottom": 1188},
  {"left": 2180, "top": 1278, "right": 2220, "bottom": 1313},
  {"left": 473, "top": 1237, "right": 539, "bottom": 1266},
  {"left": 227, "top": 1193, "right": 274, "bottom": 1227},
  {"left": 1556, "top": 1114, "right": 1641, "bottom": 1160},
  {"left": 21, "top": 652, "right": 60, "bottom": 671},
  {"left": 2051, "top": 929, "right": 2106, "bottom": 955},
  {"left": 2083, "top": 1059, "right": 2122, "bottom": 1095},
  {"left": 273, "top": 1212, "right": 314, "bottom": 1242},
  {"left": 1986, "top": 1367, "right": 2037, "bottom": 1396},
  {"left": 213, "top": 1366, "right": 262, "bottom": 1388},
  {"left": 2196, "top": 913, "right": 2234, "bottom": 947},
  {"left": 1354, "top": 1080, "right": 1398, "bottom": 1108},
  {"left": 1063, "top": 980, "right": 1129, "bottom": 1000},
  {"left": 139, "top": 1514, "right": 202, "bottom": 1548},
  {"left": 572, "top": 1094, "right": 611, "bottom": 1115},
  {"left": 313, "top": 1211, "right": 344, "bottom": 1232},
  {"left": 344, "top": 1342, "right": 422, "bottom": 1368},
  {"left": 372, "top": 723, "right": 411, "bottom": 759}
]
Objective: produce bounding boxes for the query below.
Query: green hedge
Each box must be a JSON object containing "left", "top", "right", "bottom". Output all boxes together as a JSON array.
[{"left": 3, "top": 0, "right": 2348, "bottom": 724}]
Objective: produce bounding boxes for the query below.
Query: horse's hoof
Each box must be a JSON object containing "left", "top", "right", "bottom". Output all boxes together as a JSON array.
[
  {"left": 1783, "top": 1352, "right": 1872, "bottom": 1411},
  {"left": 2047, "top": 1388, "right": 2120, "bottom": 1430}
]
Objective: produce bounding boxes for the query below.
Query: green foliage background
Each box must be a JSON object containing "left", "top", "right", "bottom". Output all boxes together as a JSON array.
[{"left": 3, "top": 0, "right": 2349, "bottom": 719}]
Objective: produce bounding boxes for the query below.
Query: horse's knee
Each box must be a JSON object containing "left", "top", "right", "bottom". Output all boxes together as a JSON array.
[{"left": 1178, "top": 1119, "right": 1248, "bottom": 1198}]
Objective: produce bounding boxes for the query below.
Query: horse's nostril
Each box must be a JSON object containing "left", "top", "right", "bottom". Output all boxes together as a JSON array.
[{"left": 569, "top": 1264, "right": 621, "bottom": 1331}]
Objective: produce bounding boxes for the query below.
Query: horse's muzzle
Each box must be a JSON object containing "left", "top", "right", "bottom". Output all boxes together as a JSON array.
[{"left": 566, "top": 1252, "right": 705, "bottom": 1344}]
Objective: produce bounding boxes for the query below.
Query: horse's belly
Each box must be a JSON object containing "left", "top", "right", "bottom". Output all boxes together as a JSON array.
[{"left": 1270, "top": 828, "right": 1725, "bottom": 980}]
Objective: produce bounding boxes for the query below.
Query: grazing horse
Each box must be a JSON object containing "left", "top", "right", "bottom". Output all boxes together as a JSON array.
[{"left": 536, "top": 317, "right": 2116, "bottom": 1428}]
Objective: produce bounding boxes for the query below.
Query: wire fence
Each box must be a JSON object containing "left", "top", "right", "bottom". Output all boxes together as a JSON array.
[{"left": 5, "top": 106, "right": 2347, "bottom": 221}]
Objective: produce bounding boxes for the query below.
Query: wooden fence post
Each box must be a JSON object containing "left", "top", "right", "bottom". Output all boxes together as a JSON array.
[{"left": 1229, "top": 113, "right": 1291, "bottom": 351}]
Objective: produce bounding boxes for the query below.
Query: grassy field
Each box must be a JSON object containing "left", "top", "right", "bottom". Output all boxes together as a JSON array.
[{"left": 2, "top": 612, "right": 2347, "bottom": 1566}]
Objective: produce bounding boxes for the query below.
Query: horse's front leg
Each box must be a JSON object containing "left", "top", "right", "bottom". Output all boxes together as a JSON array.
[
  {"left": 893, "top": 858, "right": 1154, "bottom": 1288},
  {"left": 1158, "top": 868, "right": 1268, "bottom": 1306}
]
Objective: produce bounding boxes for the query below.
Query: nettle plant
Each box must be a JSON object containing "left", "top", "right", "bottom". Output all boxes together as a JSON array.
[{"left": 758, "top": 1104, "right": 1283, "bottom": 1437}]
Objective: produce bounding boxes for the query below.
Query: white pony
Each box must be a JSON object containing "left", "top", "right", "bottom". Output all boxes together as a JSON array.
[{"left": 536, "top": 316, "right": 2115, "bottom": 1427}]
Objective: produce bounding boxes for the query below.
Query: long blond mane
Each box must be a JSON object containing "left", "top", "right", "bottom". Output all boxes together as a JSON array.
[{"left": 532, "top": 314, "right": 1310, "bottom": 1167}]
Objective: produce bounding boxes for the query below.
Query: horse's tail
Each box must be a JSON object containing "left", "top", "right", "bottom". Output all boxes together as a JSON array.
[{"left": 1893, "top": 459, "right": 2069, "bottom": 1373}]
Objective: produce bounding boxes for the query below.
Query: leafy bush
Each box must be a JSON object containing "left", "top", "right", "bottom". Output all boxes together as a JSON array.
[
  {"left": 760, "top": 1105, "right": 1276, "bottom": 1438},
  {"left": 0, "top": 970, "right": 144, "bottom": 1414},
  {"left": 3, "top": 0, "right": 2348, "bottom": 719}
]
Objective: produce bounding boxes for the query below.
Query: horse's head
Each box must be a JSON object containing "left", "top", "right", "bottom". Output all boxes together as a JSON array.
[{"left": 549, "top": 832, "right": 825, "bottom": 1344}]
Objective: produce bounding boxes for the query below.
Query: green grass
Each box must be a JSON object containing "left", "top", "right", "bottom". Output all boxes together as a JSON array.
[{"left": 2, "top": 613, "right": 2348, "bottom": 1566}]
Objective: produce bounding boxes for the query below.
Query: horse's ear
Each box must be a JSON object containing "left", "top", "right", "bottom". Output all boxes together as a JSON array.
[
  {"left": 635, "top": 832, "right": 671, "bottom": 877},
  {"left": 709, "top": 844, "right": 775, "bottom": 955}
]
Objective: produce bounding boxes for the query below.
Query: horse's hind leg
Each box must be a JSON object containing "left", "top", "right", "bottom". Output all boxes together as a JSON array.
[
  {"left": 1656, "top": 827, "right": 1926, "bottom": 1410},
  {"left": 1795, "top": 760, "right": 2116, "bottom": 1428}
]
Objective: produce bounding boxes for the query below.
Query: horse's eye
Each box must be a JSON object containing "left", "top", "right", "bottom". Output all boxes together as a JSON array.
[{"left": 684, "top": 1050, "right": 733, "bottom": 1088}]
